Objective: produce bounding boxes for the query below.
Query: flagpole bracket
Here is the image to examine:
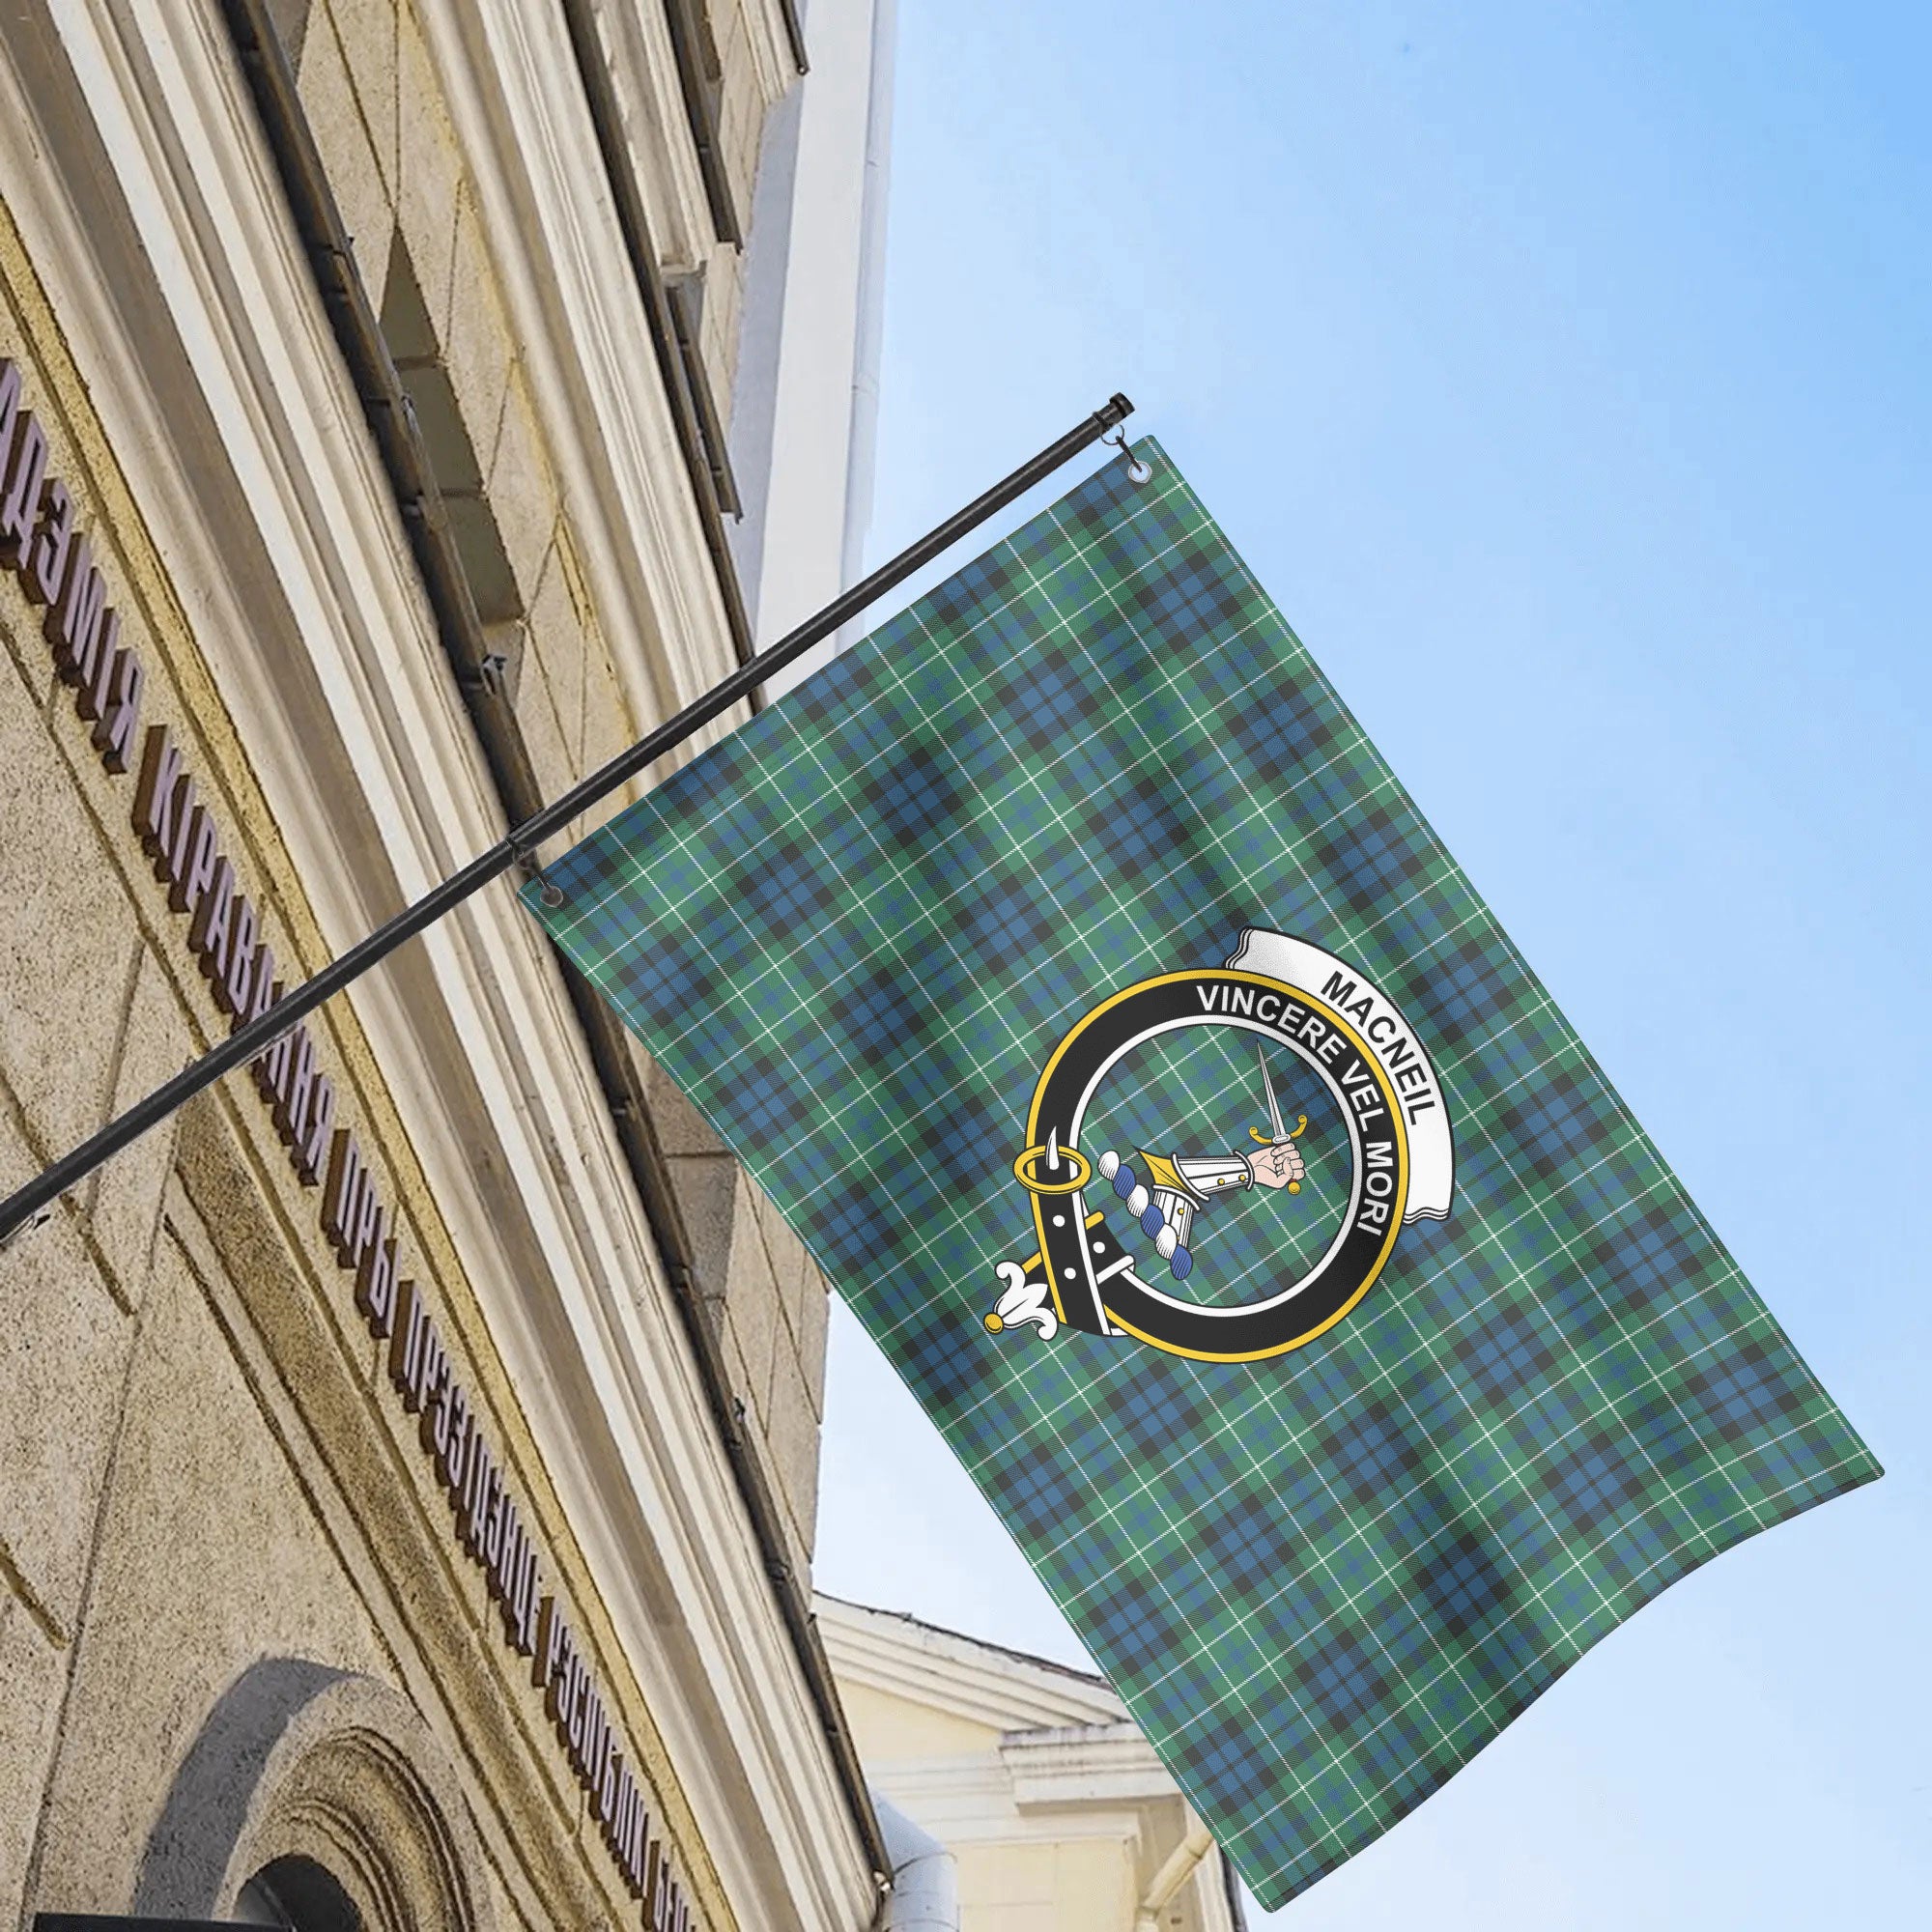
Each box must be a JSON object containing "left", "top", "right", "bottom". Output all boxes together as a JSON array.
[{"left": 0, "top": 1204, "right": 50, "bottom": 1254}]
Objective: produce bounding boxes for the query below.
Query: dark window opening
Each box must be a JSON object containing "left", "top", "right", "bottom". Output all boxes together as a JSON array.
[
  {"left": 379, "top": 234, "right": 526, "bottom": 657},
  {"left": 662, "top": 0, "right": 741, "bottom": 246},
  {"left": 234, "top": 1856, "right": 362, "bottom": 1932},
  {"left": 666, "top": 271, "right": 741, "bottom": 517}
]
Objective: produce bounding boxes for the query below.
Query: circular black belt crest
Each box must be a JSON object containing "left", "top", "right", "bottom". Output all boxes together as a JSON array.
[{"left": 986, "top": 929, "right": 1456, "bottom": 1362}]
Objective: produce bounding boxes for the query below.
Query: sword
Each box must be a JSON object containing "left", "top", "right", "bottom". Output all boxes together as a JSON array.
[{"left": 1248, "top": 1043, "right": 1307, "bottom": 1194}]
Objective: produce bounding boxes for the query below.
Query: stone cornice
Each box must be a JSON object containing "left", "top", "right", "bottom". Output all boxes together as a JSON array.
[
  {"left": 817, "top": 1595, "right": 1130, "bottom": 1735},
  {"left": 999, "top": 1722, "right": 1181, "bottom": 1809}
]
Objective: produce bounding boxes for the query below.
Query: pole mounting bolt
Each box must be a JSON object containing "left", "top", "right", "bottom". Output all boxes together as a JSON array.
[{"left": 0, "top": 1204, "right": 52, "bottom": 1255}]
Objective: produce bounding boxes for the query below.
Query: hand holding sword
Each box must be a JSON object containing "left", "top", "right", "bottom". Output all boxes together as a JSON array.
[{"left": 1246, "top": 1044, "right": 1308, "bottom": 1194}]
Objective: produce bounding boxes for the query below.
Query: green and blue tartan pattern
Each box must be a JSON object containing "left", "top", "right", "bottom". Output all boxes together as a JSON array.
[{"left": 525, "top": 442, "right": 1879, "bottom": 1908}]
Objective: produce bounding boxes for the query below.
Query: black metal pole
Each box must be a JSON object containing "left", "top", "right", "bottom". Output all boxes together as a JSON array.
[{"left": 0, "top": 397, "right": 1133, "bottom": 1247}]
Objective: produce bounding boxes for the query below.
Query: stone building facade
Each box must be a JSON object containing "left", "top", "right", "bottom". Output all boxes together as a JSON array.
[{"left": 0, "top": 2, "right": 892, "bottom": 1928}]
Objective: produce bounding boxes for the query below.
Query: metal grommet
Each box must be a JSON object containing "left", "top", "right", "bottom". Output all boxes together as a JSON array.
[
  {"left": 1105, "top": 427, "right": 1152, "bottom": 486},
  {"left": 514, "top": 846, "right": 565, "bottom": 908}
]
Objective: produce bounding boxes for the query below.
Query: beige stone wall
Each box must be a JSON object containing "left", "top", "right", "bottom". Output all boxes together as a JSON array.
[
  {"left": 650, "top": 1064, "right": 832, "bottom": 1569},
  {"left": 0, "top": 197, "right": 727, "bottom": 1931},
  {"left": 0, "top": 0, "right": 844, "bottom": 1923},
  {"left": 292, "top": 0, "right": 832, "bottom": 1577},
  {"left": 835, "top": 1678, "right": 1004, "bottom": 1764},
  {"left": 957, "top": 1838, "right": 1139, "bottom": 1932}
]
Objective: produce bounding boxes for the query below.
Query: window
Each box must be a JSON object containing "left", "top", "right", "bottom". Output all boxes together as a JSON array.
[
  {"left": 662, "top": 0, "right": 740, "bottom": 246},
  {"left": 665, "top": 271, "right": 741, "bottom": 516},
  {"left": 379, "top": 234, "right": 526, "bottom": 693}
]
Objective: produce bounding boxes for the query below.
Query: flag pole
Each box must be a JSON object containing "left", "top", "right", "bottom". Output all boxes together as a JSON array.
[{"left": 0, "top": 395, "right": 1134, "bottom": 1247}]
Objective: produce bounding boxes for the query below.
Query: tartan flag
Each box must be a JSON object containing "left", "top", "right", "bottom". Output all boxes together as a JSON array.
[{"left": 524, "top": 441, "right": 1878, "bottom": 1907}]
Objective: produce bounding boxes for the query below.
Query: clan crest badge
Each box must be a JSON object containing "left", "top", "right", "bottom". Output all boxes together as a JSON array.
[{"left": 989, "top": 929, "right": 1455, "bottom": 1361}]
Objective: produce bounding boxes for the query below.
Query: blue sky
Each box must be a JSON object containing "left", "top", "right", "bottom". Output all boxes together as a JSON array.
[{"left": 815, "top": 4, "right": 1931, "bottom": 1922}]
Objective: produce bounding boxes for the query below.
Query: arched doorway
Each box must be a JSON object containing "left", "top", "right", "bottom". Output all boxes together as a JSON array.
[{"left": 137, "top": 1660, "right": 491, "bottom": 1932}]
